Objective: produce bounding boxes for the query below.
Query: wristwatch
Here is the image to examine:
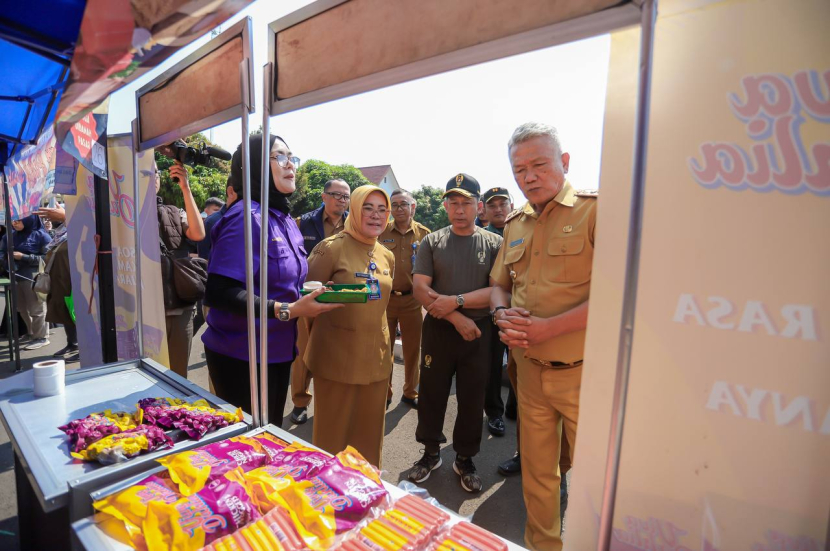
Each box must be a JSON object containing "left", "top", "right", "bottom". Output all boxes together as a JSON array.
[
  {"left": 491, "top": 306, "right": 507, "bottom": 325},
  {"left": 278, "top": 303, "right": 291, "bottom": 322},
  {"left": 455, "top": 294, "right": 465, "bottom": 308}
]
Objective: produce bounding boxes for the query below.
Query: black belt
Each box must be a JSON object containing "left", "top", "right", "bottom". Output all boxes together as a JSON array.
[
  {"left": 392, "top": 290, "right": 412, "bottom": 296},
  {"left": 530, "top": 359, "right": 583, "bottom": 369}
]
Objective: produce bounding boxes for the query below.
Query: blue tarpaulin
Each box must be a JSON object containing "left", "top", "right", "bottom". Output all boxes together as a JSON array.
[{"left": 0, "top": 1, "right": 86, "bottom": 163}]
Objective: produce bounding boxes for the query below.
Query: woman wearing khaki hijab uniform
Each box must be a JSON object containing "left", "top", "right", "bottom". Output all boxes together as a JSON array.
[{"left": 305, "top": 185, "right": 395, "bottom": 467}]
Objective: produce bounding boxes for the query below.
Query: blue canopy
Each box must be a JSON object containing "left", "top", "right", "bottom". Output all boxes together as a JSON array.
[{"left": 0, "top": 1, "right": 85, "bottom": 163}]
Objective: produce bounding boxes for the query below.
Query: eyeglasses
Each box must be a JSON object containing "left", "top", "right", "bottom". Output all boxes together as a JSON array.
[
  {"left": 390, "top": 202, "right": 411, "bottom": 210},
  {"left": 362, "top": 205, "right": 388, "bottom": 217},
  {"left": 324, "top": 191, "right": 351, "bottom": 202},
  {"left": 269, "top": 154, "right": 300, "bottom": 168}
]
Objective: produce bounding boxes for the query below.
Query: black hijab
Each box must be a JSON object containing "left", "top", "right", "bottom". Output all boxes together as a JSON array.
[{"left": 229, "top": 133, "right": 292, "bottom": 215}]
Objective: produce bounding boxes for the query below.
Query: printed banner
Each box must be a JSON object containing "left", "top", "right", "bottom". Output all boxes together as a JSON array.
[
  {"left": 61, "top": 108, "right": 108, "bottom": 179},
  {"left": 55, "top": 0, "right": 253, "bottom": 136},
  {"left": 106, "top": 135, "right": 169, "bottom": 365},
  {"left": 567, "top": 1, "right": 830, "bottom": 549},
  {"left": 64, "top": 165, "right": 103, "bottom": 366},
  {"left": 0, "top": 125, "right": 57, "bottom": 224}
]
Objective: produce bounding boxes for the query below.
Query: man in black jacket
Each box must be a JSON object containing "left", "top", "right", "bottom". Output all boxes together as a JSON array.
[{"left": 289, "top": 179, "right": 350, "bottom": 424}]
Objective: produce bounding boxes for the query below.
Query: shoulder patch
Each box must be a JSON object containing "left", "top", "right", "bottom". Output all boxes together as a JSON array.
[
  {"left": 576, "top": 189, "right": 599, "bottom": 198},
  {"left": 505, "top": 209, "right": 523, "bottom": 224}
]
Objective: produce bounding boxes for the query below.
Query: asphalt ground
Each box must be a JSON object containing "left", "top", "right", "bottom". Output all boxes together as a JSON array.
[{"left": 0, "top": 310, "right": 531, "bottom": 550}]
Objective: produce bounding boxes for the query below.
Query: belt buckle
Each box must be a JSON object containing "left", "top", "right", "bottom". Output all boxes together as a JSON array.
[
  {"left": 393, "top": 291, "right": 403, "bottom": 296},
  {"left": 531, "top": 358, "right": 582, "bottom": 369}
]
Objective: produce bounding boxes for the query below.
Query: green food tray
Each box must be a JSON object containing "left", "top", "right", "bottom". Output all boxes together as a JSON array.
[{"left": 300, "top": 283, "right": 369, "bottom": 303}]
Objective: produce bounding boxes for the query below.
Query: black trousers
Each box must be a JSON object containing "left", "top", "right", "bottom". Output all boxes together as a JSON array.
[
  {"left": 484, "top": 336, "right": 506, "bottom": 419},
  {"left": 416, "top": 316, "right": 491, "bottom": 457},
  {"left": 204, "top": 347, "right": 292, "bottom": 428}
]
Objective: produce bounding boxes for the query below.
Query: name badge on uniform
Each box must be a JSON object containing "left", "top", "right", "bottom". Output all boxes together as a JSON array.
[
  {"left": 355, "top": 272, "right": 371, "bottom": 279},
  {"left": 366, "top": 278, "right": 381, "bottom": 300},
  {"left": 509, "top": 238, "right": 524, "bottom": 248},
  {"left": 382, "top": 239, "right": 394, "bottom": 243}
]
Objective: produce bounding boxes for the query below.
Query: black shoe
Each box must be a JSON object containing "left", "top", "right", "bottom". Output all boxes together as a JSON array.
[
  {"left": 65, "top": 352, "right": 81, "bottom": 363},
  {"left": 407, "top": 451, "right": 442, "bottom": 483},
  {"left": 498, "top": 454, "right": 521, "bottom": 476},
  {"left": 504, "top": 404, "right": 517, "bottom": 421},
  {"left": 401, "top": 396, "right": 418, "bottom": 409},
  {"left": 53, "top": 344, "right": 79, "bottom": 358},
  {"left": 453, "top": 455, "right": 482, "bottom": 493},
  {"left": 487, "top": 416, "right": 505, "bottom": 436},
  {"left": 386, "top": 398, "right": 392, "bottom": 410},
  {"left": 290, "top": 407, "right": 308, "bottom": 424}
]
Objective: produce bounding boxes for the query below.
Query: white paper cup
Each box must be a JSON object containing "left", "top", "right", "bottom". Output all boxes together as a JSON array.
[
  {"left": 33, "top": 359, "right": 65, "bottom": 397},
  {"left": 303, "top": 281, "right": 323, "bottom": 291}
]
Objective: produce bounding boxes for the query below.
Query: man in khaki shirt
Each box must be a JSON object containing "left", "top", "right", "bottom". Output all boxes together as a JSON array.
[
  {"left": 379, "top": 189, "right": 431, "bottom": 408},
  {"left": 291, "top": 179, "right": 350, "bottom": 424},
  {"left": 490, "top": 123, "right": 596, "bottom": 551}
]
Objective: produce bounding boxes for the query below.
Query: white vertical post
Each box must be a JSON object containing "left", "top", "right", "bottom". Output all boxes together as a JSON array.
[
  {"left": 259, "top": 62, "right": 274, "bottom": 426},
  {"left": 597, "top": 0, "right": 658, "bottom": 548},
  {"left": 130, "top": 119, "right": 144, "bottom": 359},
  {"left": 240, "top": 57, "right": 260, "bottom": 428}
]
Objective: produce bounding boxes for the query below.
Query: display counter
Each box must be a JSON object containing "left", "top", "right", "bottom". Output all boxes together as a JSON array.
[
  {"left": 0, "top": 358, "right": 250, "bottom": 550},
  {"left": 70, "top": 423, "right": 525, "bottom": 550}
]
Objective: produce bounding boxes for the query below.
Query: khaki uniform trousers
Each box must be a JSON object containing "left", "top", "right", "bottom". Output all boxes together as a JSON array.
[
  {"left": 386, "top": 296, "right": 422, "bottom": 400},
  {"left": 507, "top": 353, "right": 571, "bottom": 472},
  {"left": 290, "top": 318, "right": 313, "bottom": 409},
  {"left": 515, "top": 353, "right": 581, "bottom": 551},
  {"left": 312, "top": 375, "right": 388, "bottom": 468}
]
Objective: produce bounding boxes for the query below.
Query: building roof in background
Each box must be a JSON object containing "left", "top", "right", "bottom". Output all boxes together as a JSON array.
[{"left": 358, "top": 165, "right": 392, "bottom": 185}]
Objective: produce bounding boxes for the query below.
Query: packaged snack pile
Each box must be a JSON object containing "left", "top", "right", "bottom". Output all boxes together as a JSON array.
[
  {"left": 58, "top": 397, "right": 244, "bottom": 465},
  {"left": 339, "top": 494, "right": 450, "bottom": 551},
  {"left": 92, "top": 434, "right": 508, "bottom": 551}
]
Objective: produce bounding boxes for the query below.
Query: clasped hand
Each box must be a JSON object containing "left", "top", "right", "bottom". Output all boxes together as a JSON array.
[{"left": 495, "top": 308, "right": 550, "bottom": 349}]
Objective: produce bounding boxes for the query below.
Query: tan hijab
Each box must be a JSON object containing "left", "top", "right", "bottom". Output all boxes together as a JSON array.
[{"left": 343, "top": 185, "right": 391, "bottom": 245}]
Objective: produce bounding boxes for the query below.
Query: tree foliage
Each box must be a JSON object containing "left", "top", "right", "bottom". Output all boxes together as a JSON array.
[
  {"left": 290, "top": 159, "right": 371, "bottom": 217},
  {"left": 154, "top": 133, "right": 231, "bottom": 209},
  {"left": 412, "top": 186, "right": 448, "bottom": 231}
]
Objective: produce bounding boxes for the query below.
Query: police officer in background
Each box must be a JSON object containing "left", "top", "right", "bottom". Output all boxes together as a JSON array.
[
  {"left": 480, "top": 187, "right": 513, "bottom": 437},
  {"left": 491, "top": 123, "right": 596, "bottom": 550},
  {"left": 408, "top": 174, "right": 502, "bottom": 493},
  {"left": 291, "top": 179, "right": 351, "bottom": 424},
  {"left": 379, "top": 189, "right": 430, "bottom": 408}
]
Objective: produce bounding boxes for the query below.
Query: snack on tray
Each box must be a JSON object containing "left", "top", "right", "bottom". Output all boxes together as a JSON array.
[
  {"left": 143, "top": 469, "right": 261, "bottom": 551},
  {"left": 252, "top": 433, "right": 290, "bottom": 463},
  {"left": 58, "top": 410, "right": 138, "bottom": 452},
  {"left": 71, "top": 425, "right": 174, "bottom": 464},
  {"left": 157, "top": 436, "right": 273, "bottom": 496},
  {"left": 339, "top": 494, "right": 450, "bottom": 551},
  {"left": 200, "top": 508, "right": 305, "bottom": 551},
  {"left": 241, "top": 446, "right": 388, "bottom": 549},
  {"left": 94, "top": 472, "right": 181, "bottom": 549},
  {"left": 140, "top": 398, "right": 244, "bottom": 440},
  {"left": 432, "top": 521, "right": 508, "bottom": 551}
]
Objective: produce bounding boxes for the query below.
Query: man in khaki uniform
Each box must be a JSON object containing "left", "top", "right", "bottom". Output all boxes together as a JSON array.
[
  {"left": 491, "top": 123, "right": 596, "bottom": 551},
  {"left": 379, "top": 189, "right": 431, "bottom": 408},
  {"left": 291, "top": 179, "right": 350, "bottom": 424}
]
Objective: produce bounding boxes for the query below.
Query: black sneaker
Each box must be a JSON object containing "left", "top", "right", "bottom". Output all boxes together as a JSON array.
[
  {"left": 453, "top": 455, "right": 482, "bottom": 493},
  {"left": 290, "top": 407, "right": 308, "bottom": 424},
  {"left": 487, "top": 416, "right": 505, "bottom": 436},
  {"left": 498, "top": 453, "right": 521, "bottom": 476},
  {"left": 53, "top": 344, "right": 79, "bottom": 358},
  {"left": 407, "top": 452, "right": 442, "bottom": 483},
  {"left": 65, "top": 352, "right": 81, "bottom": 363},
  {"left": 401, "top": 396, "right": 418, "bottom": 409}
]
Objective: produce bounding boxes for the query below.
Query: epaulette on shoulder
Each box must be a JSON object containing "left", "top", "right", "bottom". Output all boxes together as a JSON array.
[
  {"left": 576, "top": 189, "right": 599, "bottom": 198},
  {"left": 505, "top": 209, "right": 523, "bottom": 224}
]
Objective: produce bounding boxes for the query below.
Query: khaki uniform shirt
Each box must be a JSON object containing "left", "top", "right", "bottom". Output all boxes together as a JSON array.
[
  {"left": 304, "top": 233, "right": 395, "bottom": 385},
  {"left": 490, "top": 181, "right": 597, "bottom": 364},
  {"left": 379, "top": 220, "right": 431, "bottom": 307},
  {"left": 324, "top": 215, "right": 345, "bottom": 238}
]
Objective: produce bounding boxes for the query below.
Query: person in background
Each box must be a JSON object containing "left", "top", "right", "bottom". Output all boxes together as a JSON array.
[
  {"left": 407, "top": 174, "right": 502, "bottom": 493},
  {"left": 156, "top": 160, "right": 206, "bottom": 378},
  {"left": 202, "top": 197, "right": 224, "bottom": 219},
  {"left": 304, "top": 185, "right": 394, "bottom": 467},
  {"left": 491, "top": 122, "right": 595, "bottom": 549},
  {"left": 480, "top": 187, "right": 513, "bottom": 438},
  {"left": 475, "top": 201, "right": 489, "bottom": 228},
  {"left": 379, "top": 189, "right": 430, "bottom": 409},
  {"left": 202, "top": 134, "right": 339, "bottom": 422},
  {"left": 37, "top": 205, "right": 79, "bottom": 362},
  {"left": 0, "top": 214, "right": 52, "bottom": 350},
  {"left": 290, "top": 179, "right": 351, "bottom": 424}
]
